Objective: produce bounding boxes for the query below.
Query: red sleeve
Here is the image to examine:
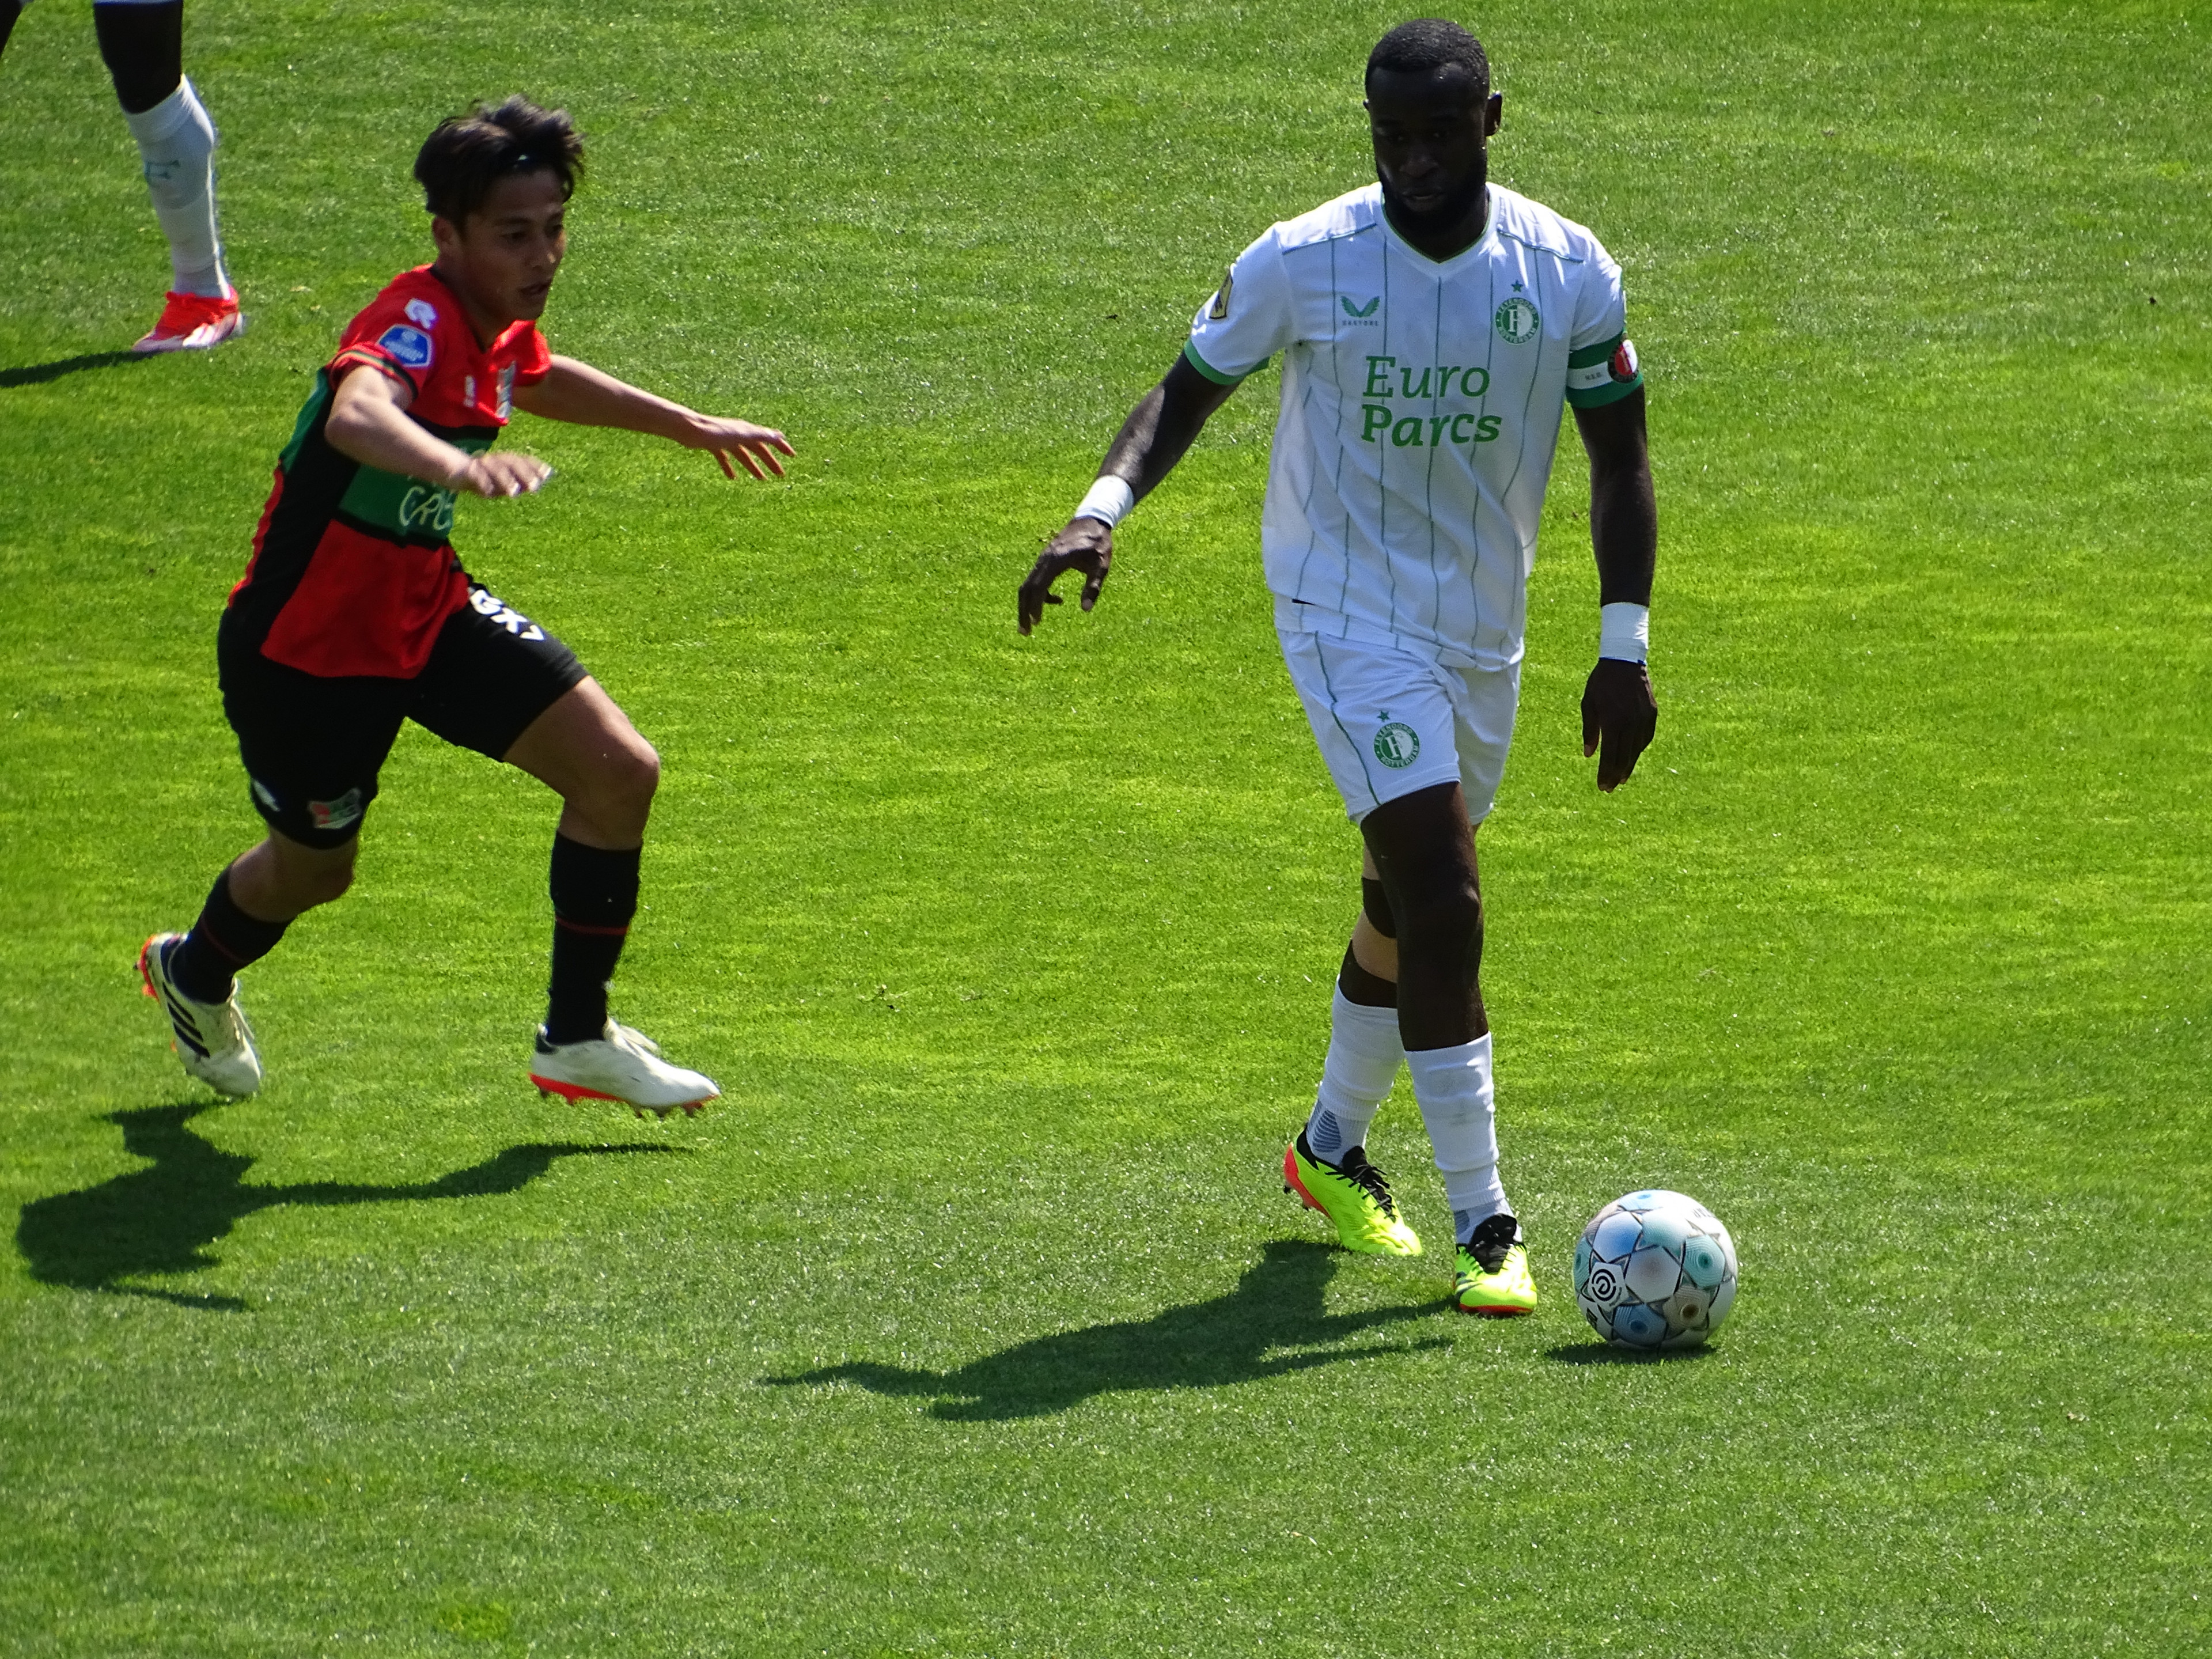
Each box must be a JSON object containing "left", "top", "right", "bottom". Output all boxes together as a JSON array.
[
  {"left": 510, "top": 324, "right": 553, "bottom": 387},
  {"left": 329, "top": 276, "right": 469, "bottom": 406}
]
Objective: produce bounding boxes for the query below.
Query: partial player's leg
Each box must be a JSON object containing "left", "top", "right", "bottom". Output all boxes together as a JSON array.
[
  {"left": 1362, "top": 786, "right": 1533, "bottom": 1312},
  {"left": 139, "top": 645, "right": 395, "bottom": 1097},
  {"left": 406, "top": 586, "right": 716, "bottom": 1116},
  {"left": 141, "top": 830, "right": 357, "bottom": 1096},
  {"left": 0, "top": 1, "right": 24, "bottom": 60},
  {"left": 502, "top": 678, "right": 718, "bottom": 1116},
  {"left": 94, "top": 0, "right": 243, "bottom": 351},
  {"left": 1283, "top": 859, "right": 1423, "bottom": 1255}
]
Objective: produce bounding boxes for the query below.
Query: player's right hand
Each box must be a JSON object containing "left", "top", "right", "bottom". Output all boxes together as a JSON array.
[
  {"left": 1017, "top": 517, "right": 1114, "bottom": 635},
  {"left": 454, "top": 452, "right": 553, "bottom": 499}
]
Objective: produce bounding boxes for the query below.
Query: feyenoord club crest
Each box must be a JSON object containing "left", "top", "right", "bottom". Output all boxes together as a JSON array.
[
  {"left": 1493, "top": 296, "right": 1541, "bottom": 344},
  {"left": 1373, "top": 721, "right": 1421, "bottom": 768}
]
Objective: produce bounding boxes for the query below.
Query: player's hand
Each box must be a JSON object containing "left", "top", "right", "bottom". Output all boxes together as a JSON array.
[
  {"left": 454, "top": 453, "right": 553, "bottom": 498},
  {"left": 1017, "top": 518, "right": 1113, "bottom": 635},
  {"left": 1581, "top": 657, "right": 1658, "bottom": 791},
  {"left": 680, "top": 416, "right": 794, "bottom": 480}
]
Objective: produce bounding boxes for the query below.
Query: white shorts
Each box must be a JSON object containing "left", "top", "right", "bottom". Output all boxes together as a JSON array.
[{"left": 1279, "top": 631, "right": 1521, "bottom": 825}]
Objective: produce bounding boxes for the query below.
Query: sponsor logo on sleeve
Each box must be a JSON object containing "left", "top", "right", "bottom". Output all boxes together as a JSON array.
[
  {"left": 1208, "top": 268, "right": 1233, "bottom": 320},
  {"left": 377, "top": 324, "right": 434, "bottom": 370},
  {"left": 1492, "top": 296, "right": 1541, "bottom": 344},
  {"left": 1610, "top": 338, "right": 1641, "bottom": 381},
  {"left": 404, "top": 298, "right": 440, "bottom": 328}
]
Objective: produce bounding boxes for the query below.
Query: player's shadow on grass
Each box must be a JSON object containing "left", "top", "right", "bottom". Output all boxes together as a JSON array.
[
  {"left": 0, "top": 350, "right": 153, "bottom": 389},
  {"left": 15, "top": 1100, "right": 681, "bottom": 1311},
  {"left": 766, "top": 1238, "right": 1449, "bottom": 1420}
]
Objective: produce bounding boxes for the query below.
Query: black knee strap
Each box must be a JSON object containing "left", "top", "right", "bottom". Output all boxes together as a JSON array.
[{"left": 1361, "top": 877, "right": 1397, "bottom": 939}]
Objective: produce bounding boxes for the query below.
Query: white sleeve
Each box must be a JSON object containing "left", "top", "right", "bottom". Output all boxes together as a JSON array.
[
  {"left": 1182, "top": 228, "right": 1296, "bottom": 384},
  {"left": 1564, "top": 235, "right": 1641, "bottom": 410}
]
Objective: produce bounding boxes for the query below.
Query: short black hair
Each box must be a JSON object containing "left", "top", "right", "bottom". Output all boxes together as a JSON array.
[
  {"left": 414, "top": 97, "right": 584, "bottom": 223},
  {"left": 1366, "top": 18, "right": 1491, "bottom": 101}
]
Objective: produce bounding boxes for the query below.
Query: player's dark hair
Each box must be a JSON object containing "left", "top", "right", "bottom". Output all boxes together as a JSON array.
[
  {"left": 414, "top": 97, "right": 584, "bottom": 223},
  {"left": 1366, "top": 18, "right": 1491, "bottom": 101}
]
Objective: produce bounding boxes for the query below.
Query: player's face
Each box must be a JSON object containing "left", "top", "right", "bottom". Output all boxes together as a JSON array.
[
  {"left": 433, "top": 169, "right": 569, "bottom": 329},
  {"left": 1365, "top": 67, "right": 1502, "bottom": 237}
]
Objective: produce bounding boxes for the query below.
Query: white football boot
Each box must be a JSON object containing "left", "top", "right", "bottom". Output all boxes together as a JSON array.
[
  {"left": 137, "top": 932, "right": 264, "bottom": 1097},
  {"left": 529, "top": 1021, "right": 719, "bottom": 1119}
]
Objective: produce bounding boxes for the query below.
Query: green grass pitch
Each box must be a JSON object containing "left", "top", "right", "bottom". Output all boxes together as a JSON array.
[{"left": 3, "top": 1, "right": 2210, "bottom": 1652}]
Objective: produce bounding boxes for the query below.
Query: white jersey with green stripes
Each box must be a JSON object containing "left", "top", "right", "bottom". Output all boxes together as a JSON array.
[{"left": 1184, "top": 182, "right": 1641, "bottom": 672}]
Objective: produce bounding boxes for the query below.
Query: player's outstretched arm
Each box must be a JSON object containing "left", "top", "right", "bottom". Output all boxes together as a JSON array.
[
  {"left": 511, "top": 355, "right": 794, "bottom": 480},
  {"left": 325, "top": 367, "right": 550, "bottom": 498},
  {"left": 1017, "top": 354, "right": 1238, "bottom": 635},
  {"left": 1573, "top": 387, "right": 1659, "bottom": 791}
]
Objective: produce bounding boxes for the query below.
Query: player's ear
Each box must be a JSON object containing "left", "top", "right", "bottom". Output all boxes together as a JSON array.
[
  {"left": 430, "top": 214, "right": 463, "bottom": 259},
  {"left": 1484, "top": 93, "right": 1503, "bottom": 136}
]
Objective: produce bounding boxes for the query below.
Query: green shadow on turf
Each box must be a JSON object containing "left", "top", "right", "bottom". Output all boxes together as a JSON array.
[
  {"left": 765, "top": 1238, "right": 1450, "bottom": 1421},
  {"left": 14, "top": 1100, "right": 685, "bottom": 1312},
  {"left": 0, "top": 350, "right": 154, "bottom": 389}
]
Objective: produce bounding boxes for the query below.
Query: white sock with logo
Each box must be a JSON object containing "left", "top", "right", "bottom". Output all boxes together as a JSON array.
[
  {"left": 123, "top": 78, "right": 233, "bottom": 300},
  {"left": 1405, "top": 1033, "right": 1509, "bottom": 1243},
  {"left": 1302, "top": 989, "right": 1403, "bottom": 1164}
]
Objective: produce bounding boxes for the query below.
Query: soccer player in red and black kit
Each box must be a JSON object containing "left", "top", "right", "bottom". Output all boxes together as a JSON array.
[{"left": 138, "top": 98, "right": 793, "bottom": 1115}]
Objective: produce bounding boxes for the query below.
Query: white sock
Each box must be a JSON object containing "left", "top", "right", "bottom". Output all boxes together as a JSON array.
[
  {"left": 123, "top": 78, "right": 233, "bottom": 300},
  {"left": 1301, "top": 988, "right": 1403, "bottom": 1164},
  {"left": 1405, "top": 1033, "right": 1509, "bottom": 1242}
]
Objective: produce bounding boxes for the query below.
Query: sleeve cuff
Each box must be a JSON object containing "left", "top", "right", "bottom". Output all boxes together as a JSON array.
[{"left": 1181, "top": 339, "right": 1251, "bottom": 386}]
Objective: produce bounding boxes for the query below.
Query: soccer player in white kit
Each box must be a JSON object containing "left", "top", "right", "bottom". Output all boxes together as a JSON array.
[{"left": 1018, "top": 18, "right": 1658, "bottom": 1316}]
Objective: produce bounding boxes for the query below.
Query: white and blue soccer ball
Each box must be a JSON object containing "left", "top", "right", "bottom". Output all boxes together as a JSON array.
[{"left": 1574, "top": 1190, "right": 1738, "bottom": 1349}]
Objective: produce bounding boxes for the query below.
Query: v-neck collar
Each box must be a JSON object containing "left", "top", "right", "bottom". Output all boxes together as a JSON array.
[{"left": 1377, "top": 186, "right": 1499, "bottom": 275}]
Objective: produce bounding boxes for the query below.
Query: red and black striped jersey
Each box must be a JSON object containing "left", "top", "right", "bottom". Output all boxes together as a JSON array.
[{"left": 227, "top": 266, "right": 552, "bottom": 679}]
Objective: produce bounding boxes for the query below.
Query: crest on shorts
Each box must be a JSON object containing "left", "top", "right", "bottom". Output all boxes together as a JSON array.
[
  {"left": 307, "top": 789, "right": 365, "bottom": 832},
  {"left": 1493, "top": 296, "right": 1541, "bottom": 344},
  {"left": 1373, "top": 722, "right": 1421, "bottom": 768}
]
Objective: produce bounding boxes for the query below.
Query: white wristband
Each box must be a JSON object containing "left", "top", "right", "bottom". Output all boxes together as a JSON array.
[
  {"left": 1599, "top": 601, "right": 1649, "bottom": 664},
  {"left": 1074, "top": 475, "right": 1136, "bottom": 529}
]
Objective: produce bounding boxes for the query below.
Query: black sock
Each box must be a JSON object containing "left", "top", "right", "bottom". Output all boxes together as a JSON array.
[
  {"left": 168, "top": 868, "right": 289, "bottom": 1002},
  {"left": 544, "top": 834, "right": 641, "bottom": 1044}
]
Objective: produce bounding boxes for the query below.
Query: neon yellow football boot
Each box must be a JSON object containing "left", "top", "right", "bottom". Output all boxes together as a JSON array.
[
  {"left": 1283, "top": 1131, "right": 1423, "bottom": 1256},
  {"left": 1454, "top": 1212, "right": 1537, "bottom": 1316}
]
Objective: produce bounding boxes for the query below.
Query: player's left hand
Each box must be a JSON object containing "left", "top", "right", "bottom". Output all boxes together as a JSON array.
[
  {"left": 681, "top": 416, "right": 795, "bottom": 480},
  {"left": 1581, "top": 657, "right": 1657, "bottom": 791},
  {"left": 1017, "top": 517, "right": 1114, "bottom": 636}
]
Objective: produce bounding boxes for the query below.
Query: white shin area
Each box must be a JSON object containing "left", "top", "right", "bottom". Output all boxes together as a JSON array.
[
  {"left": 122, "top": 78, "right": 232, "bottom": 298},
  {"left": 1405, "top": 1033, "right": 1509, "bottom": 1241},
  {"left": 1302, "top": 988, "right": 1404, "bottom": 1163}
]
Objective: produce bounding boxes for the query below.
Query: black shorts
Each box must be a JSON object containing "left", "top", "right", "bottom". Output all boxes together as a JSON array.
[{"left": 219, "top": 582, "right": 588, "bottom": 849}]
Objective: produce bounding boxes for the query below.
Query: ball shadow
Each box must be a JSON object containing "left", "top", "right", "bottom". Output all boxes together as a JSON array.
[{"left": 1545, "top": 1339, "right": 1721, "bottom": 1365}]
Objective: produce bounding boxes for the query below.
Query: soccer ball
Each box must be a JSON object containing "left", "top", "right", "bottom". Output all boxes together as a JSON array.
[{"left": 1573, "top": 1190, "right": 1738, "bottom": 1350}]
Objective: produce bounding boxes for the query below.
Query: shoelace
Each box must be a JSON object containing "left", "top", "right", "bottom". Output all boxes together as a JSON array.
[
  {"left": 1338, "top": 1150, "right": 1401, "bottom": 1218},
  {"left": 1464, "top": 1213, "right": 1521, "bottom": 1274}
]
